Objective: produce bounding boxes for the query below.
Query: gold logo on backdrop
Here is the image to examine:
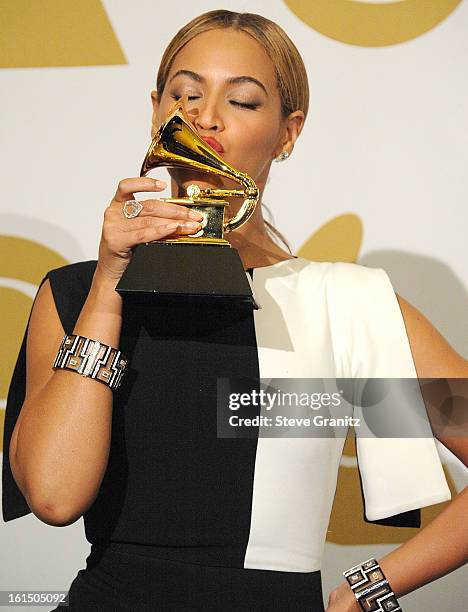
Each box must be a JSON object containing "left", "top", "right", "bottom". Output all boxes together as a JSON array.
[
  {"left": 0, "top": 0, "right": 126, "bottom": 68},
  {"left": 284, "top": 0, "right": 463, "bottom": 47},
  {"left": 297, "top": 213, "right": 362, "bottom": 263},
  {"left": 0, "top": 236, "right": 68, "bottom": 448}
]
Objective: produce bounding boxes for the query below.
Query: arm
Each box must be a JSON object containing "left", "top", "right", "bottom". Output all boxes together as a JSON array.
[
  {"left": 394, "top": 293, "right": 468, "bottom": 466},
  {"left": 10, "top": 269, "right": 123, "bottom": 527},
  {"left": 9, "top": 176, "right": 202, "bottom": 528},
  {"left": 327, "top": 293, "right": 468, "bottom": 611}
]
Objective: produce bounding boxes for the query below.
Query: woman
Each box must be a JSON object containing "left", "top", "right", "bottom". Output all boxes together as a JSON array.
[{"left": 2, "top": 9, "right": 467, "bottom": 612}]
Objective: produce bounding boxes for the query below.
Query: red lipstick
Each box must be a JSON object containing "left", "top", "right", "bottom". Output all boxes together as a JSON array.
[{"left": 202, "top": 136, "right": 224, "bottom": 154}]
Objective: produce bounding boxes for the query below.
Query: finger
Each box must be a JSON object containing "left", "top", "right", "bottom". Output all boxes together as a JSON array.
[
  {"left": 113, "top": 177, "right": 167, "bottom": 203},
  {"left": 126, "top": 221, "right": 202, "bottom": 244},
  {"left": 122, "top": 217, "right": 202, "bottom": 234},
  {"left": 125, "top": 199, "right": 204, "bottom": 221}
]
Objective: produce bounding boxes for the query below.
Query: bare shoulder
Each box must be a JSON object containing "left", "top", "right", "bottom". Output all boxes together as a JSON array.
[
  {"left": 25, "top": 278, "right": 65, "bottom": 401},
  {"left": 396, "top": 292, "right": 468, "bottom": 465},
  {"left": 10, "top": 279, "right": 65, "bottom": 458},
  {"left": 13, "top": 279, "right": 65, "bottom": 424},
  {"left": 394, "top": 292, "right": 468, "bottom": 378}
]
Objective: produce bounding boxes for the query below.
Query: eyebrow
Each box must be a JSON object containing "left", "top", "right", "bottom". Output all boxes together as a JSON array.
[{"left": 168, "top": 69, "right": 268, "bottom": 96}]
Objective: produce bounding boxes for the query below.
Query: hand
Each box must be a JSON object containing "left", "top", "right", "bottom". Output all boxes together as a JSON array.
[
  {"left": 326, "top": 582, "right": 360, "bottom": 612},
  {"left": 95, "top": 176, "right": 204, "bottom": 284}
]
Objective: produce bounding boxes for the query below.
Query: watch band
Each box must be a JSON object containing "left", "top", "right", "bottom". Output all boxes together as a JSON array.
[
  {"left": 343, "top": 558, "right": 402, "bottom": 611},
  {"left": 53, "top": 334, "right": 128, "bottom": 391}
]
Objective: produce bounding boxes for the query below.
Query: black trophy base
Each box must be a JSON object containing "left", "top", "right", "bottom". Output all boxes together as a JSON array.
[{"left": 115, "top": 242, "right": 257, "bottom": 309}]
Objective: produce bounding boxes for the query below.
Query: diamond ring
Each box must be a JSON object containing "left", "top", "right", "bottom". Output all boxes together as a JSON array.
[{"left": 123, "top": 200, "right": 144, "bottom": 219}]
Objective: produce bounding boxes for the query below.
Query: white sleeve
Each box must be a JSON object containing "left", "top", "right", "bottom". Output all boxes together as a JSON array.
[{"left": 330, "top": 262, "right": 451, "bottom": 521}]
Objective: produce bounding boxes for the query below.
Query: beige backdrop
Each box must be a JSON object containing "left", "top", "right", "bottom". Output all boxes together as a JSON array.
[{"left": 1, "top": 1, "right": 467, "bottom": 610}]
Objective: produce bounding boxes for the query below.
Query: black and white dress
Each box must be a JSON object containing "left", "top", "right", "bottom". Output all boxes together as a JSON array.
[{"left": 2, "top": 257, "right": 450, "bottom": 611}]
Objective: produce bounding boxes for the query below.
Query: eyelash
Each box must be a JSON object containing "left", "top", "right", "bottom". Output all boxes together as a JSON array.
[{"left": 170, "top": 94, "right": 259, "bottom": 111}]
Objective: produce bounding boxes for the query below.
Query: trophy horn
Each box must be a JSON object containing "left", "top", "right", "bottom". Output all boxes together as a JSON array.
[{"left": 140, "top": 94, "right": 259, "bottom": 233}]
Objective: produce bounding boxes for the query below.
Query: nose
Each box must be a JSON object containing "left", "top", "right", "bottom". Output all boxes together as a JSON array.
[{"left": 188, "top": 96, "right": 224, "bottom": 133}]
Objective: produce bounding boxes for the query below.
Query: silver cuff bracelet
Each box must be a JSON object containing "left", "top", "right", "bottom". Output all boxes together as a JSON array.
[
  {"left": 343, "top": 558, "right": 402, "bottom": 611},
  {"left": 53, "top": 334, "right": 128, "bottom": 391}
]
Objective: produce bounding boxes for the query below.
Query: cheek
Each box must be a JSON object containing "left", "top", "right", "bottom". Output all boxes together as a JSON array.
[{"left": 229, "top": 119, "right": 278, "bottom": 176}]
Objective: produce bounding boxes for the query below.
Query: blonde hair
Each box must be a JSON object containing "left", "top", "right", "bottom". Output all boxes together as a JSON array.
[{"left": 155, "top": 9, "right": 310, "bottom": 254}]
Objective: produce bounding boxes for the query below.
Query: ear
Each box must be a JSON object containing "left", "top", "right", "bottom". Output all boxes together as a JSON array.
[
  {"left": 272, "top": 110, "right": 305, "bottom": 159},
  {"left": 150, "top": 90, "right": 160, "bottom": 138}
]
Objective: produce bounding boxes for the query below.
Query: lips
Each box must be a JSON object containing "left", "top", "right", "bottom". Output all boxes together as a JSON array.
[{"left": 201, "top": 136, "right": 224, "bottom": 154}]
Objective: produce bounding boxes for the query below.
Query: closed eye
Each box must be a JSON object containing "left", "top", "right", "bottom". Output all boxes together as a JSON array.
[
  {"left": 170, "top": 95, "right": 198, "bottom": 102},
  {"left": 170, "top": 94, "right": 259, "bottom": 110},
  {"left": 231, "top": 101, "right": 260, "bottom": 110}
]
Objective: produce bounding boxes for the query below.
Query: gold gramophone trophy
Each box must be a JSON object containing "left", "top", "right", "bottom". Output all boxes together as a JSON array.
[{"left": 115, "top": 94, "right": 259, "bottom": 308}]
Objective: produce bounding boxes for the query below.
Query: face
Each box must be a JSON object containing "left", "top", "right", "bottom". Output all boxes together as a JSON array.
[{"left": 150, "top": 28, "right": 304, "bottom": 198}]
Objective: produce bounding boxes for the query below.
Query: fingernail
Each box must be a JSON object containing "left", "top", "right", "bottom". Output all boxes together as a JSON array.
[
  {"left": 188, "top": 210, "right": 204, "bottom": 220},
  {"left": 155, "top": 179, "right": 167, "bottom": 188}
]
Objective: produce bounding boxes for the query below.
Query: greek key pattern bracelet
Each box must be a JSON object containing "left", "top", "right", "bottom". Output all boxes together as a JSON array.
[
  {"left": 343, "top": 558, "right": 402, "bottom": 611},
  {"left": 53, "top": 334, "right": 128, "bottom": 391}
]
